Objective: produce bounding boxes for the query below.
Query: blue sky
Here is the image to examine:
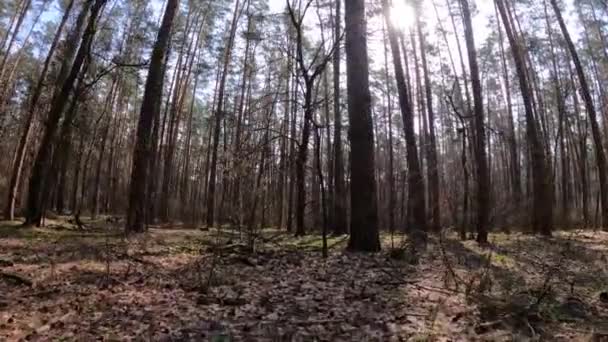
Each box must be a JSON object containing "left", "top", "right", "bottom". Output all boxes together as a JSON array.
[{"left": 15, "top": 0, "right": 583, "bottom": 67}]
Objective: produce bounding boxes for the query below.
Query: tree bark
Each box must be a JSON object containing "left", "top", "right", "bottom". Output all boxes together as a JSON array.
[
  {"left": 382, "top": 0, "right": 426, "bottom": 245},
  {"left": 382, "top": 21, "right": 395, "bottom": 237},
  {"left": 550, "top": 0, "right": 608, "bottom": 229},
  {"left": 496, "top": 0, "right": 553, "bottom": 235},
  {"left": 24, "top": 0, "right": 107, "bottom": 226},
  {"left": 416, "top": 13, "right": 440, "bottom": 232},
  {"left": 460, "top": 0, "right": 489, "bottom": 243},
  {"left": 494, "top": 0, "right": 521, "bottom": 205},
  {"left": 126, "top": 0, "right": 179, "bottom": 233},
  {"left": 332, "top": 0, "right": 347, "bottom": 235},
  {"left": 207, "top": 0, "right": 241, "bottom": 228},
  {"left": 346, "top": 0, "right": 380, "bottom": 252},
  {"left": 4, "top": 0, "right": 74, "bottom": 220}
]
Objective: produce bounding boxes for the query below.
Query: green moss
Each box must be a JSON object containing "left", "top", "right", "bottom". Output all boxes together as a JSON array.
[{"left": 492, "top": 253, "right": 510, "bottom": 265}]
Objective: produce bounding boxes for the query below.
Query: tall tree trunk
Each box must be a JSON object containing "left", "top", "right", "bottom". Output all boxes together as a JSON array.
[
  {"left": 572, "top": 83, "right": 589, "bottom": 226},
  {"left": 159, "top": 8, "right": 202, "bottom": 222},
  {"left": 295, "top": 86, "right": 313, "bottom": 236},
  {"left": 332, "top": 0, "right": 347, "bottom": 235},
  {"left": 416, "top": 12, "right": 440, "bottom": 232},
  {"left": 287, "top": 2, "right": 334, "bottom": 237},
  {"left": 278, "top": 70, "right": 289, "bottom": 228},
  {"left": 147, "top": 35, "right": 174, "bottom": 224},
  {"left": 0, "top": 2, "right": 48, "bottom": 127},
  {"left": 382, "top": 21, "right": 395, "bottom": 237},
  {"left": 346, "top": 0, "right": 380, "bottom": 252},
  {"left": 0, "top": 0, "right": 24, "bottom": 54},
  {"left": 550, "top": 0, "right": 608, "bottom": 229},
  {"left": 4, "top": 0, "right": 74, "bottom": 220},
  {"left": 0, "top": 0, "right": 31, "bottom": 88},
  {"left": 24, "top": 0, "right": 107, "bottom": 226},
  {"left": 287, "top": 50, "right": 297, "bottom": 232},
  {"left": 382, "top": 0, "right": 426, "bottom": 245},
  {"left": 54, "top": 89, "right": 82, "bottom": 215},
  {"left": 315, "top": 124, "right": 329, "bottom": 257},
  {"left": 126, "top": 0, "right": 179, "bottom": 233},
  {"left": 207, "top": 0, "right": 241, "bottom": 228},
  {"left": 543, "top": 0, "right": 569, "bottom": 226},
  {"left": 494, "top": 0, "right": 521, "bottom": 205},
  {"left": 70, "top": 134, "right": 84, "bottom": 212},
  {"left": 496, "top": 0, "right": 553, "bottom": 235},
  {"left": 92, "top": 83, "right": 118, "bottom": 219},
  {"left": 311, "top": 114, "right": 321, "bottom": 229},
  {"left": 460, "top": 0, "right": 489, "bottom": 243},
  {"left": 232, "top": 0, "right": 252, "bottom": 226}
]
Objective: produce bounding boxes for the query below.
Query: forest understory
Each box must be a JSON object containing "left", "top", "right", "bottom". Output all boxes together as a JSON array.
[
  {"left": 1, "top": 0, "right": 608, "bottom": 338},
  {"left": 1, "top": 218, "right": 608, "bottom": 341}
]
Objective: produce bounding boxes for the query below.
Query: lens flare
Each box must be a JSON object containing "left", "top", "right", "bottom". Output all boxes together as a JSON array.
[{"left": 390, "top": 1, "right": 416, "bottom": 31}]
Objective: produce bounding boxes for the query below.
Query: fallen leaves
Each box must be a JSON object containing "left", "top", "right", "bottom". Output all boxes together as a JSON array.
[{"left": 1, "top": 223, "right": 608, "bottom": 340}]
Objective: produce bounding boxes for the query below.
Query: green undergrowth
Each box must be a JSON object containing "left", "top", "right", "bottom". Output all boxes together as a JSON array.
[{"left": 0, "top": 221, "right": 113, "bottom": 241}]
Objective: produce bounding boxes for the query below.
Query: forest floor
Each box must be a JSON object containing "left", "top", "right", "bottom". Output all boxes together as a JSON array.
[{"left": 1, "top": 218, "right": 608, "bottom": 341}]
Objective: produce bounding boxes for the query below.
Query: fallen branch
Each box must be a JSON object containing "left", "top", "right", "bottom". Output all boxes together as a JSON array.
[
  {"left": 0, "top": 271, "right": 33, "bottom": 287},
  {"left": 0, "top": 259, "right": 14, "bottom": 267},
  {"left": 20, "top": 288, "right": 60, "bottom": 298},
  {"left": 290, "top": 319, "right": 344, "bottom": 325},
  {"left": 410, "top": 283, "right": 459, "bottom": 296},
  {"left": 234, "top": 318, "right": 345, "bottom": 327}
]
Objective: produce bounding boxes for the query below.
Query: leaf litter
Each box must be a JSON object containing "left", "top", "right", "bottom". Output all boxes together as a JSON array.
[{"left": 1, "top": 221, "right": 608, "bottom": 341}]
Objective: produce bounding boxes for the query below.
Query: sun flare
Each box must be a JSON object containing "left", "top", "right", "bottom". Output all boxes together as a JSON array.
[{"left": 390, "top": 1, "right": 416, "bottom": 31}]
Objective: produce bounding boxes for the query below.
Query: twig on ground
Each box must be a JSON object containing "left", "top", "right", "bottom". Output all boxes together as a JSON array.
[
  {"left": 0, "top": 271, "right": 33, "bottom": 287},
  {"left": 20, "top": 288, "right": 60, "bottom": 298},
  {"left": 438, "top": 231, "right": 465, "bottom": 291}
]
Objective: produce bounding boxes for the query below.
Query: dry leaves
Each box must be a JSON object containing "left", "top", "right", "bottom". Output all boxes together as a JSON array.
[{"left": 1, "top": 223, "right": 608, "bottom": 340}]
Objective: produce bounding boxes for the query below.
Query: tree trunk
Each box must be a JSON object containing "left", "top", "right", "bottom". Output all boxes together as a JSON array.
[
  {"left": 207, "top": 0, "right": 241, "bottom": 228},
  {"left": 550, "top": 0, "right": 608, "bottom": 229},
  {"left": 416, "top": 13, "right": 440, "bottom": 232},
  {"left": 496, "top": 0, "right": 553, "bottom": 235},
  {"left": 0, "top": 0, "right": 31, "bottom": 89},
  {"left": 92, "top": 83, "right": 118, "bottom": 219},
  {"left": 494, "top": 0, "right": 521, "bottom": 205},
  {"left": 4, "top": 0, "right": 74, "bottom": 220},
  {"left": 332, "top": 0, "right": 347, "bottom": 235},
  {"left": 126, "top": 0, "right": 179, "bottom": 233},
  {"left": 24, "top": 0, "right": 107, "bottom": 226},
  {"left": 295, "top": 87, "right": 313, "bottom": 236},
  {"left": 346, "top": 0, "right": 380, "bottom": 252},
  {"left": 543, "top": 0, "right": 569, "bottom": 226},
  {"left": 382, "top": 21, "right": 395, "bottom": 237},
  {"left": 460, "top": 0, "right": 489, "bottom": 243},
  {"left": 287, "top": 52, "right": 297, "bottom": 233},
  {"left": 382, "top": 0, "right": 426, "bottom": 245}
]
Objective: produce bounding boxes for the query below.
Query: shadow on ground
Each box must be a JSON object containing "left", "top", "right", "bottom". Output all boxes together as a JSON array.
[{"left": 2, "top": 221, "right": 608, "bottom": 340}]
